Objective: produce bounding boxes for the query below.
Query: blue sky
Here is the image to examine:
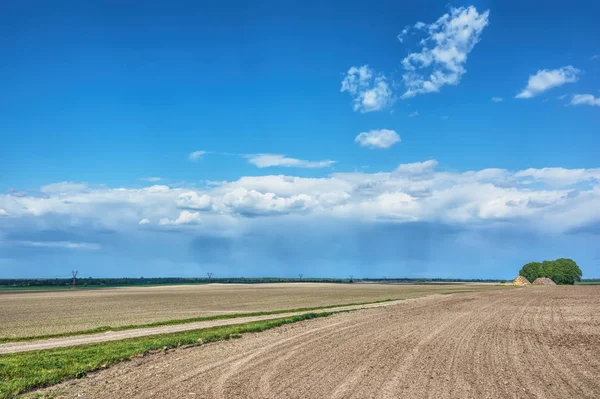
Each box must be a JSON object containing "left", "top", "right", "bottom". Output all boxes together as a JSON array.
[{"left": 1, "top": 0, "right": 599, "bottom": 279}]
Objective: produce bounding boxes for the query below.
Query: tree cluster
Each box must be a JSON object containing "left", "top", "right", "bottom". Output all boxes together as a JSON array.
[{"left": 519, "top": 258, "right": 582, "bottom": 285}]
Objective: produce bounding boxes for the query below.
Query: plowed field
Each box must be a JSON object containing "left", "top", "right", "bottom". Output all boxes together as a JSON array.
[{"left": 28, "top": 286, "right": 600, "bottom": 399}]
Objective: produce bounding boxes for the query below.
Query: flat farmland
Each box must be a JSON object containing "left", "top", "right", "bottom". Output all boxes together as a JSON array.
[
  {"left": 27, "top": 286, "right": 600, "bottom": 399},
  {"left": 0, "top": 283, "right": 505, "bottom": 339}
]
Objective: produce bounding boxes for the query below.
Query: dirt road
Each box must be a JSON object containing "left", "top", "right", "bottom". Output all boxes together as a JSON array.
[{"left": 29, "top": 286, "right": 600, "bottom": 399}]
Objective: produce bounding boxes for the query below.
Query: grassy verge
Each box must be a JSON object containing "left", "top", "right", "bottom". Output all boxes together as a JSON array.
[
  {"left": 0, "top": 312, "right": 332, "bottom": 399},
  {"left": 0, "top": 298, "right": 399, "bottom": 343},
  {"left": 440, "top": 290, "right": 475, "bottom": 295}
]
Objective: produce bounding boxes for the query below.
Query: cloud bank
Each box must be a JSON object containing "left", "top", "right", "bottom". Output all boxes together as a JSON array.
[
  {"left": 2, "top": 161, "right": 599, "bottom": 278},
  {"left": 2, "top": 161, "right": 599, "bottom": 235}
]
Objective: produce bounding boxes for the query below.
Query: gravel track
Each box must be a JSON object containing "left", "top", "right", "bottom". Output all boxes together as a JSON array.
[{"left": 27, "top": 286, "right": 600, "bottom": 399}]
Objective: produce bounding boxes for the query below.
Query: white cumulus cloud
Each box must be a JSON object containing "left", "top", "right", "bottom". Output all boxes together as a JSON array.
[
  {"left": 159, "top": 210, "right": 202, "bottom": 225},
  {"left": 246, "top": 154, "right": 335, "bottom": 168},
  {"left": 177, "top": 191, "right": 213, "bottom": 210},
  {"left": 221, "top": 188, "right": 316, "bottom": 216},
  {"left": 570, "top": 94, "right": 600, "bottom": 107},
  {"left": 516, "top": 66, "right": 580, "bottom": 98},
  {"left": 400, "top": 6, "right": 490, "bottom": 98},
  {"left": 341, "top": 65, "right": 394, "bottom": 112},
  {"left": 355, "top": 129, "right": 401, "bottom": 149}
]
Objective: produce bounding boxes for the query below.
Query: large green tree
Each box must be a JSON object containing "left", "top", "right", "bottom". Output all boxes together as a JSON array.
[
  {"left": 519, "top": 258, "right": 582, "bottom": 285},
  {"left": 551, "top": 258, "right": 582, "bottom": 285},
  {"left": 519, "top": 262, "right": 544, "bottom": 283}
]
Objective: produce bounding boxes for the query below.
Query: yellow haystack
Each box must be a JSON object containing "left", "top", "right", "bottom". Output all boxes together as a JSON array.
[{"left": 513, "top": 276, "right": 531, "bottom": 286}]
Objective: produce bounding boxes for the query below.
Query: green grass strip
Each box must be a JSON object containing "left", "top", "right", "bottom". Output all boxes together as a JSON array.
[
  {"left": 0, "top": 298, "right": 399, "bottom": 343},
  {"left": 439, "top": 290, "right": 475, "bottom": 295},
  {"left": 0, "top": 312, "right": 332, "bottom": 399}
]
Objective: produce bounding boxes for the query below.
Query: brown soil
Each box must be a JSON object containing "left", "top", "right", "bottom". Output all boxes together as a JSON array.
[
  {"left": 28, "top": 286, "right": 600, "bottom": 399},
  {"left": 0, "top": 283, "right": 504, "bottom": 339}
]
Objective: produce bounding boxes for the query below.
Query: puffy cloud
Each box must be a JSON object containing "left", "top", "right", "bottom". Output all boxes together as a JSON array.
[
  {"left": 341, "top": 65, "right": 394, "bottom": 112},
  {"left": 570, "top": 94, "right": 600, "bottom": 107},
  {"left": 245, "top": 154, "right": 335, "bottom": 168},
  {"left": 0, "top": 209, "right": 7, "bottom": 216},
  {"left": 138, "top": 218, "right": 150, "bottom": 225},
  {"left": 400, "top": 6, "right": 490, "bottom": 98},
  {"left": 491, "top": 97, "right": 503, "bottom": 102},
  {"left": 316, "top": 191, "right": 351, "bottom": 207},
  {"left": 221, "top": 188, "right": 316, "bottom": 216},
  {"left": 341, "top": 65, "right": 372, "bottom": 93},
  {"left": 355, "top": 129, "right": 401, "bottom": 149},
  {"left": 516, "top": 66, "right": 580, "bottom": 98},
  {"left": 177, "top": 191, "right": 212, "bottom": 210},
  {"left": 189, "top": 150, "right": 207, "bottom": 161},
  {"left": 159, "top": 210, "right": 202, "bottom": 225}
]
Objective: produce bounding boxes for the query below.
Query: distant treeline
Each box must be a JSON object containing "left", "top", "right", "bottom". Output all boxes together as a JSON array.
[
  {"left": 361, "top": 278, "right": 501, "bottom": 283},
  {"left": 0, "top": 276, "right": 503, "bottom": 288},
  {"left": 0, "top": 277, "right": 348, "bottom": 288},
  {"left": 578, "top": 279, "right": 600, "bottom": 284}
]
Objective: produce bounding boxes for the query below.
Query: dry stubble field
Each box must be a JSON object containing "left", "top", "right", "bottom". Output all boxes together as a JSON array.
[
  {"left": 28, "top": 285, "right": 600, "bottom": 399},
  {"left": 0, "top": 283, "right": 503, "bottom": 339}
]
